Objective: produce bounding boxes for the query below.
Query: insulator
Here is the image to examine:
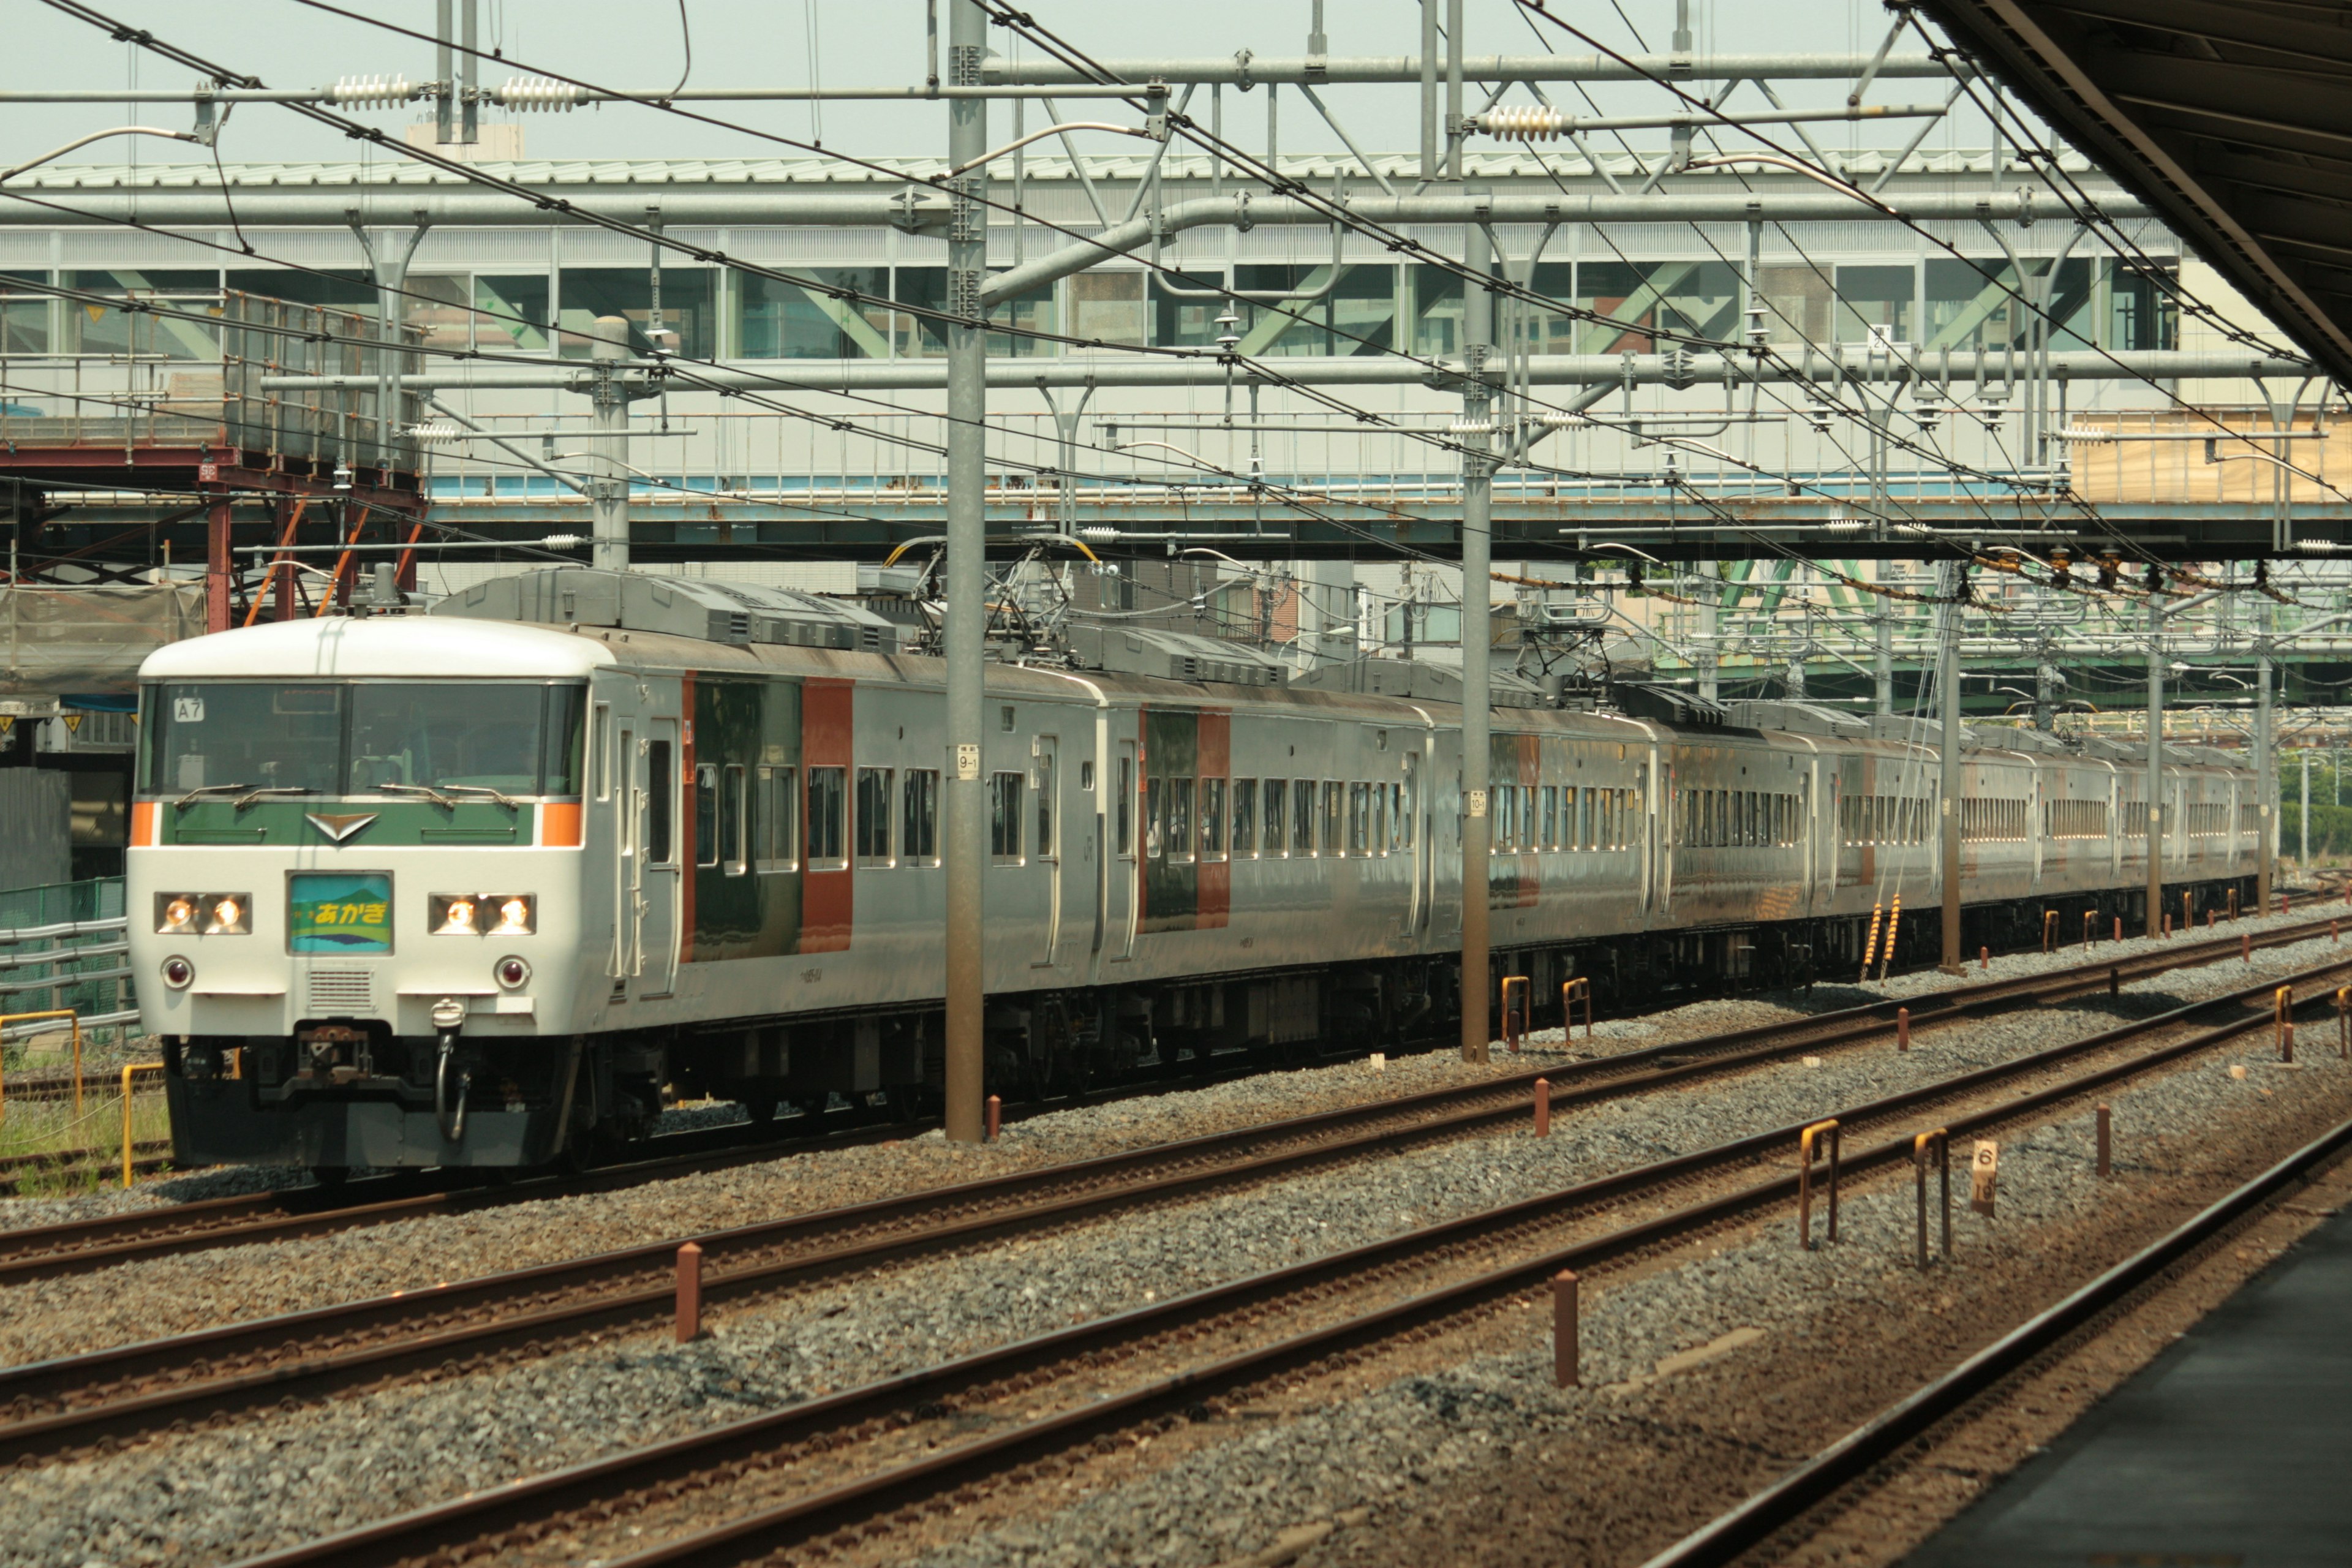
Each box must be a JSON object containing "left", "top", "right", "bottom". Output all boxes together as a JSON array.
[
  {"left": 498, "top": 77, "right": 582, "bottom": 112},
  {"left": 1446, "top": 419, "right": 1497, "bottom": 435},
  {"left": 1077, "top": 526, "right": 1121, "bottom": 543},
  {"left": 539, "top": 533, "right": 586, "bottom": 549},
  {"left": 407, "top": 421, "right": 466, "bottom": 445},
  {"left": 1480, "top": 105, "right": 1570, "bottom": 142},
  {"left": 330, "top": 75, "right": 415, "bottom": 108}
]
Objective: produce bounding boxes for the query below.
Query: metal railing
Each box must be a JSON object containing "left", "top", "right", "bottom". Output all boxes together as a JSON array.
[
  {"left": 0, "top": 290, "right": 425, "bottom": 477},
  {"left": 0, "top": 878, "right": 135, "bottom": 1039}
]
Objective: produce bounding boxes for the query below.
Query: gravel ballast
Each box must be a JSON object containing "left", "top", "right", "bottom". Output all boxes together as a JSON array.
[{"left": 0, "top": 914, "right": 2342, "bottom": 1567}]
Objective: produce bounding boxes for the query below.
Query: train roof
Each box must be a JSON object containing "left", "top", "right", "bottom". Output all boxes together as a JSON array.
[{"left": 138, "top": 613, "right": 614, "bottom": 681}]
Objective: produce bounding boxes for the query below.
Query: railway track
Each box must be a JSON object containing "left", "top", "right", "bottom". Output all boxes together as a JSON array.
[
  {"left": 0, "top": 913, "right": 2332, "bottom": 1291},
  {"left": 1635, "top": 1113, "right": 2352, "bottom": 1568},
  {"left": 0, "top": 921, "right": 2336, "bottom": 1482},
  {"left": 213, "top": 947, "right": 2352, "bottom": 1568}
]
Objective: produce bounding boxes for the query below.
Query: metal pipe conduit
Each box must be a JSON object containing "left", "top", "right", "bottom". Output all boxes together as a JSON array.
[
  {"left": 0, "top": 184, "right": 2135, "bottom": 239},
  {"left": 261, "top": 349, "right": 2310, "bottom": 394},
  {"left": 978, "top": 52, "right": 1969, "bottom": 86},
  {"left": 979, "top": 189, "right": 2151, "bottom": 303}
]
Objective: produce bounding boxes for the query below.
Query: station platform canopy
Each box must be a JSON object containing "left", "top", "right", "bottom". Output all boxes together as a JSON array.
[{"left": 1926, "top": 1, "right": 2352, "bottom": 384}]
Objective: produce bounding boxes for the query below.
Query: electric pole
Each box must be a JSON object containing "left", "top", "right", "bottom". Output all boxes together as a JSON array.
[{"left": 943, "top": 0, "right": 987, "bottom": 1142}]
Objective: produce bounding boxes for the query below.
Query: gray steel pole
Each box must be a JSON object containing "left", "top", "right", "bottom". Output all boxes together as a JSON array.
[
  {"left": 2301, "top": 748, "right": 2310, "bottom": 870},
  {"left": 1458, "top": 218, "right": 1493, "bottom": 1065},
  {"left": 1939, "top": 560, "right": 1964, "bottom": 973},
  {"left": 1445, "top": 0, "right": 1464, "bottom": 181},
  {"left": 2146, "top": 582, "right": 2164, "bottom": 937},
  {"left": 1697, "top": 562, "right": 1719, "bottom": 704},
  {"left": 1873, "top": 569, "right": 1894, "bottom": 716},
  {"left": 435, "top": 0, "right": 454, "bottom": 146},
  {"left": 588, "top": 314, "right": 631, "bottom": 571},
  {"left": 2258, "top": 602, "right": 2274, "bottom": 911},
  {"left": 1419, "top": 0, "right": 1439, "bottom": 183},
  {"left": 943, "top": 0, "right": 988, "bottom": 1144}
]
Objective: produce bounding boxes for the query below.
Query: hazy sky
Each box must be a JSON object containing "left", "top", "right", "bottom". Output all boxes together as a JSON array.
[{"left": 0, "top": 1, "right": 2005, "bottom": 168}]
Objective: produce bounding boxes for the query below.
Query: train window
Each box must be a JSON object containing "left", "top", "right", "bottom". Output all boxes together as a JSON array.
[
  {"left": 1390, "top": 782, "right": 1408, "bottom": 851},
  {"left": 1200, "top": 777, "right": 1226, "bottom": 860},
  {"left": 756, "top": 765, "right": 797, "bottom": 872},
  {"left": 1292, "top": 780, "right": 1316, "bottom": 854},
  {"left": 989, "top": 772, "right": 1025, "bottom": 862},
  {"left": 1264, "top": 778, "right": 1286, "bottom": 856},
  {"left": 902, "top": 769, "right": 939, "bottom": 864},
  {"left": 723, "top": 764, "right": 748, "bottom": 876},
  {"left": 1348, "top": 783, "right": 1371, "bottom": 853},
  {"left": 1322, "top": 782, "right": 1345, "bottom": 856},
  {"left": 1117, "top": 755, "right": 1134, "bottom": 856},
  {"left": 1144, "top": 775, "right": 1163, "bottom": 858},
  {"left": 1169, "top": 778, "right": 1196, "bottom": 863},
  {"left": 647, "top": 741, "right": 674, "bottom": 865},
  {"left": 856, "top": 767, "right": 894, "bottom": 866},
  {"left": 1036, "top": 751, "right": 1057, "bottom": 861},
  {"left": 1232, "top": 779, "right": 1257, "bottom": 856},
  {"left": 1371, "top": 781, "right": 1387, "bottom": 854},
  {"left": 695, "top": 764, "right": 720, "bottom": 868},
  {"left": 807, "top": 766, "right": 847, "bottom": 867},
  {"left": 1537, "top": 786, "right": 1555, "bottom": 850},
  {"left": 591, "top": 705, "right": 610, "bottom": 800}
]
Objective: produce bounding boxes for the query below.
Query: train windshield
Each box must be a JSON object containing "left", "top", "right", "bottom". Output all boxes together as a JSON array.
[{"left": 144, "top": 682, "right": 585, "bottom": 798}]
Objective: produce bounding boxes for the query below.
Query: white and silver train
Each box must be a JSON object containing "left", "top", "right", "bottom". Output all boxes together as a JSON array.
[{"left": 128, "top": 568, "right": 2260, "bottom": 1174}]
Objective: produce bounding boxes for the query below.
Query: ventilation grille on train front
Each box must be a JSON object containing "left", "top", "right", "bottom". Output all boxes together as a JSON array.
[{"left": 306, "top": 971, "right": 374, "bottom": 1016}]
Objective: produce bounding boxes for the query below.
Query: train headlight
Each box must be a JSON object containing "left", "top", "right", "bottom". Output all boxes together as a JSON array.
[
  {"left": 158, "top": 893, "right": 249, "bottom": 935},
  {"left": 160, "top": 956, "right": 195, "bottom": 989},
  {"left": 157, "top": 894, "right": 198, "bottom": 934},
  {"left": 204, "top": 895, "right": 250, "bottom": 935},
  {"left": 494, "top": 955, "right": 531, "bottom": 990},
  {"left": 432, "top": 893, "right": 533, "bottom": 935}
]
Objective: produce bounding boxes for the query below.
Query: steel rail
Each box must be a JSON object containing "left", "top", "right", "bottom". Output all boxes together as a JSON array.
[
  {"left": 3, "top": 913, "right": 2305, "bottom": 1286},
  {"left": 1, "top": 930, "right": 2328, "bottom": 1479},
  {"left": 225, "top": 950, "right": 2352, "bottom": 1568},
  {"left": 1633, "top": 1113, "right": 2352, "bottom": 1568}
]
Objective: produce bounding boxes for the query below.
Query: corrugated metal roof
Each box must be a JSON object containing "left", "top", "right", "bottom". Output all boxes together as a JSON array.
[{"left": 12, "top": 147, "right": 2097, "bottom": 191}]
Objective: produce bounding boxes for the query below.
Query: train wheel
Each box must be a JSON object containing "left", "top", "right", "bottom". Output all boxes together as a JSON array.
[{"left": 308, "top": 1166, "right": 349, "bottom": 1189}]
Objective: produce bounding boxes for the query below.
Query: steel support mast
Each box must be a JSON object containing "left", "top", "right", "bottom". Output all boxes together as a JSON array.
[
  {"left": 2257, "top": 599, "right": 2274, "bottom": 911},
  {"left": 1939, "top": 560, "right": 1964, "bottom": 973},
  {"left": 2146, "top": 581, "right": 2165, "bottom": 938},
  {"left": 1452, "top": 0, "right": 1491, "bottom": 1066},
  {"left": 943, "top": 1, "right": 987, "bottom": 1143}
]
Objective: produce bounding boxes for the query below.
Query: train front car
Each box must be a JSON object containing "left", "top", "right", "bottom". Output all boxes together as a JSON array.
[{"left": 129, "top": 616, "right": 605, "bottom": 1175}]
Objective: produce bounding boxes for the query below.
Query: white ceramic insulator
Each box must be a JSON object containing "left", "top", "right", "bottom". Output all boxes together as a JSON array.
[
  {"left": 498, "top": 77, "right": 581, "bottom": 111},
  {"left": 331, "top": 75, "right": 415, "bottom": 108},
  {"left": 407, "top": 421, "right": 466, "bottom": 445},
  {"left": 1481, "top": 105, "right": 1570, "bottom": 141}
]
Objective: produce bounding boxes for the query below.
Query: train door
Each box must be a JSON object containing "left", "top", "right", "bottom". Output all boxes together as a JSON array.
[
  {"left": 1404, "top": 749, "right": 1427, "bottom": 935},
  {"left": 640, "top": 715, "right": 682, "bottom": 996},
  {"left": 1035, "top": 735, "right": 1062, "bottom": 968},
  {"left": 1110, "top": 736, "right": 1137, "bottom": 959},
  {"left": 615, "top": 718, "right": 639, "bottom": 984}
]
